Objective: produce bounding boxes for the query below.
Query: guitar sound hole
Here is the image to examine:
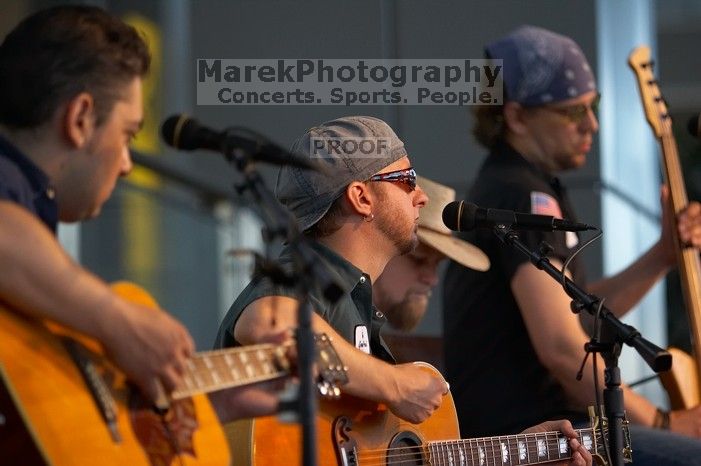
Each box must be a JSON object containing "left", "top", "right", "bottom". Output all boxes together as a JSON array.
[{"left": 388, "top": 431, "right": 424, "bottom": 465}]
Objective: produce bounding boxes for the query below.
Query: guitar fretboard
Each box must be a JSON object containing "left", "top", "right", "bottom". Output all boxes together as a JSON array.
[
  {"left": 171, "top": 344, "right": 290, "bottom": 400},
  {"left": 426, "top": 428, "right": 595, "bottom": 466}
]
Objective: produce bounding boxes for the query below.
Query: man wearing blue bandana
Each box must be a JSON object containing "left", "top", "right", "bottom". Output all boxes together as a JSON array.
[{"left": 443, "top": 25, "right": 701, "bottom": 465}]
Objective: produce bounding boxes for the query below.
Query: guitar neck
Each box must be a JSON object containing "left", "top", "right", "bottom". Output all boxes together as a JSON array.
[
  {"left": 426, "top": 428, "right": 595, "bottom": 465},
  {"left": 171, "top": 344, "right": 290, "bottom": 400},
  {"left": 629, "top": 46, "right": 701, "bottom": 397},
  {"left": 660, "top": 115, "right": 701, "bottom": 369}
]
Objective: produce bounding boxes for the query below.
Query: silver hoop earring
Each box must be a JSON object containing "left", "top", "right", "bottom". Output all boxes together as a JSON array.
[{"left": 364, "top": 212, "right": 374, "bottom": 222}]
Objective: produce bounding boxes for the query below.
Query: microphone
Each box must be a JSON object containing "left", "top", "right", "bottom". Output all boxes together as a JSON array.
[
  {"left": 688, "top": 114, "right": 701, "bottom": 139},
  {"left": 442, "top": 201, "right": 596, "bottom": 232},
  {"left": 161, "top": 114, "right": 323, "bottom": 171}
]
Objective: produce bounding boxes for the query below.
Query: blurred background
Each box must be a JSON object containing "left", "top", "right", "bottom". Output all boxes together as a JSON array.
[{"left": 2, "top": 0, "right": 700, "bottom": 405}]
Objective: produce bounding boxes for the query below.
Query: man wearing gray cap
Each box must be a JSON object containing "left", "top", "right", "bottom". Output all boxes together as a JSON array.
[
  {"left": 443, "top": 25, "right": 701, "bottom": 464},
  {"left": 215, "top": 115, "right": 448, "bottom": 424},
  {"left": 213, "top": 116, "right": 593, "bottom": 465}
]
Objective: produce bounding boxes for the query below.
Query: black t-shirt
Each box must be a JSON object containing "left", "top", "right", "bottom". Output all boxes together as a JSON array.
[
  {"left": 0, "top": 135, "right": 58, "bottom": 232},
  {"left": 442, "top": 142, "right": 587, "bottom": 436}
]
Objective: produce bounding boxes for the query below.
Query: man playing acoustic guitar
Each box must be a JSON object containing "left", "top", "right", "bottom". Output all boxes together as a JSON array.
[
  {"left": 216, "top": 115, "right": 592, "bottom": 465},
  {"left": 0, "top": 5, "right": 282, "bottom": 431}
]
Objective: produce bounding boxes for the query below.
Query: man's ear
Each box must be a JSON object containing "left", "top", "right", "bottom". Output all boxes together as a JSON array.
[
  {"left": 503, "top": 101, "right": 529, "bottom": 136},
  {"left": 345, "top": 181, "right": 374, "bottom": 218},
  {"left": 63, "top": 92, "right": 96, "bottom": 148}
]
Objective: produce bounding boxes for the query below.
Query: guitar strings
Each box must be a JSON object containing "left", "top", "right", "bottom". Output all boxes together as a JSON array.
[
  {"left": 355, "top": 429, "right": 596, "bottom": 464},
  {"left": 356, "top": 443, "right": 570, "bottom": 461},
  {"left": 356, "top": 441, "right": 582, "bottom": 463},
  {"left": 176, "top": 344, "right": 287, "bottom": 397},
  {"left": 356, "top": 450, "right": 572, "bottom": 466},
  {"left": 356, "top": 446, "right": 570, "bottom": 466}
]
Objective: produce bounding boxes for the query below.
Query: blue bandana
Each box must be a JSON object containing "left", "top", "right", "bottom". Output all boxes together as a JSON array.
[{"left": 485, "top": 25, "right": 597, "bottom": 106}]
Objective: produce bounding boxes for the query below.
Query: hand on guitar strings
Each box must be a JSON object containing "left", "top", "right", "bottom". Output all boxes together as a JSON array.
[
  {"left": 521, "top": 420, "right": 592, "bottom": 466},
  {"left": 386, "top": 363, "right": 448, "bottom": 424},
  {"left": 101, "top": 298, "right": 195, "bottom": 407}
]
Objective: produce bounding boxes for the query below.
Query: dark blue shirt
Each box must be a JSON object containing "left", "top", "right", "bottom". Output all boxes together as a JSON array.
[{"left": 0, "top": 135, "right": 58, "bottom": 232}]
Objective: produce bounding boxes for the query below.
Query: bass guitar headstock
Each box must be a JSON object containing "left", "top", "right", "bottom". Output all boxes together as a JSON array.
[{"left": 628, "top": 45, "right": 671, "bottom": 139}]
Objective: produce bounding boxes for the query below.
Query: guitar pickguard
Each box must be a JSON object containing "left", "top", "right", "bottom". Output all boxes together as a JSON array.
[
  {"left": 129, "top": 391, "right": 199, "bottom": 466},
  {"left": 332, "top": 416, "right": 358, "bottom": 466}
]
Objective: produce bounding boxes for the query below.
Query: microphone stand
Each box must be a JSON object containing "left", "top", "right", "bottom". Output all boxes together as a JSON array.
[
  {"left": 492, "top": 225, "right": 671, "bottom": 466},
  {"left": 219, "top": 136, "right": 342, "bottom": 466}
]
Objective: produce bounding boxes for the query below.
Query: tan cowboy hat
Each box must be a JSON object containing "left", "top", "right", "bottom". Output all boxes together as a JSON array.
[{"left": 416, "top": 176, "right": 490, "bottom": 271}]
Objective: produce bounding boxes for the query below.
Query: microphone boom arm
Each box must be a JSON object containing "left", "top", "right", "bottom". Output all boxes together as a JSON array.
[
  {"left": 493, "top": 224, "right": 671, "bottom": 372},
  {"left": 492, "top": 224, "right": 669, "bottom": 466}
]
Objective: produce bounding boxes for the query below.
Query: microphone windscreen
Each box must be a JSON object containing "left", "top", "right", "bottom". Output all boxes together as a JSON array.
[
  {"left": 442, "top": 201, "right": 461, "bottom": 230},
  {"left": 442, "top": 201, "right": 479, "bottom": 231},
  {"left": 161, "top": 114, "right": 202, "bottom": 150}
]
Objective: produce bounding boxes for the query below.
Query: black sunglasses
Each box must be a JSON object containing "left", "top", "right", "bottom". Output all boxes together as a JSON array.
[{"left": 540, "top": 93, "right": 601, "bottom": 124}]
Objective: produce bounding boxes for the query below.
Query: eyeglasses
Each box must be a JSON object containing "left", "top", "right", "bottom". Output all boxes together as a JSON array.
[
  {"left": 540, "top": 93, "right": 600, "bottom": 124},
  {"left": 368, "top": 167, "right": 417, "bottom": 191}
]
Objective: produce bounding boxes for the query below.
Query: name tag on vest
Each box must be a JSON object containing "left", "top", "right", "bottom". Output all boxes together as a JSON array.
[{"left": 354, "top": 325, "right": 370, "bottom": 354}]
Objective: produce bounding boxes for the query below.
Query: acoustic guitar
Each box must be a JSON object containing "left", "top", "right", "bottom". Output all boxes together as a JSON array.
[
  {"left": 228, "top": 363, "right": 631, "bottom": 466},
  {"left": 0, "top": 281, "right": 346, "bottom": 466},
  {"left": 629, "top": 46, "right": 701, "bottom": 409}
]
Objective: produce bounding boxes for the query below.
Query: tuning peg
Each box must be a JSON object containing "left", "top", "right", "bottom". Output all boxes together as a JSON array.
[
  {"left": 318, "top": 381, "right": 330, "bottom": 397},
  {"left": 317, "top": 381, "right": 342, "bottom": 399}
]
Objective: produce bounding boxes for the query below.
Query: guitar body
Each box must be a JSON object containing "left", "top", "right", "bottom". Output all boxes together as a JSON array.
[
  {"left": 0, "top": 282, "right": 229, "bottom": 466},
  {"left": 659, "top": 347, "right": 700, "bottom": 409},
  {"left": 228, "top": 363, "right": 459, "bottom": 466}
]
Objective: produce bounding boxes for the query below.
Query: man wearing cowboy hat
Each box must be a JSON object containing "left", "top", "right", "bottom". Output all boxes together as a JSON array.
[{"left": 374, "top": 176, "right": 489, "bottom": 332}]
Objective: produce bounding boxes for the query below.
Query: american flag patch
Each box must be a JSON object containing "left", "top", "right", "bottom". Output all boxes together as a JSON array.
[{"left": 530, "top": 191, "right": 562, "bottom": 218}]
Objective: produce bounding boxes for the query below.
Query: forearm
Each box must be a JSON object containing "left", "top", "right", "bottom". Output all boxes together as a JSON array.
[
  {"left": 291, "top": 317, "right": 445, "bottom": 424},
  {"left": 208, "top": 385, "right": 280, "bottom": 423},
  {"left": 0, "top": 203, "right": 125, "bottom": 343},
  {"left": 547, "top": 346, "right": 657, "bottom": 426},
  {"left": 234, "top": 297, "right": 400, "bottom": 405},
  {"left": 318, "top": 324, "right": 399, "bottom": 405},
  {"left": 235, "top": 295, "right": 446, "bottom": 423},
  {"left": 513, "top": 262, "right": 659, "bottom": 426},
  {"left": 586, "top": 240, "right": 670, "bottom": 318}
]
